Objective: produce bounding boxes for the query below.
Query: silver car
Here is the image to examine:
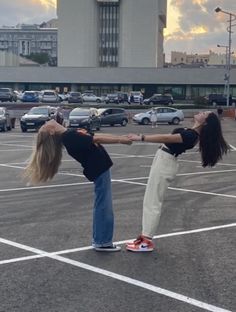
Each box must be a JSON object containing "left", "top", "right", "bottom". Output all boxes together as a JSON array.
[
  {"left": 82, "top": 94, "right": 103, "bottom": 103},
  {"left": 132, "top": 107, "right": 184, "bottom": 125}
]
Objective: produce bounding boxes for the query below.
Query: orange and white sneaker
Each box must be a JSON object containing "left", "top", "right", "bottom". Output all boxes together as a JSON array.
[{"left": 126, "top": 235, "right": 154, "bottom": 252}]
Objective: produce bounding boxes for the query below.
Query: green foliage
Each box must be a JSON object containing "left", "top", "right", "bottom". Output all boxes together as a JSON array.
[{"left": 25, "top": 53, "right": 50, "bottom": 65}]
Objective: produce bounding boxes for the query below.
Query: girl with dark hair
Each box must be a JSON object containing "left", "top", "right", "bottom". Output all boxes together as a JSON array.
[
  {"left": 126, "top": 111, "right": 229, "bottom": 252},
  {"left": 24, "top": 120, "right": 132, "bottom": 252}
]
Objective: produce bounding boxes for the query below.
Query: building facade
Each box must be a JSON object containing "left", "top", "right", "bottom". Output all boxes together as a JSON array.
[
  {"left": 57, "top": 0, "right": 166, "bottom": 68},
  {"left": 0, "top": 67, "right": 236, "bottom": 100},
  {"left": 0, "top": 24, "right": 57, "bottom": 63},
  {"left": 171, "top": 50, "right": 236, "bottom": 66}
]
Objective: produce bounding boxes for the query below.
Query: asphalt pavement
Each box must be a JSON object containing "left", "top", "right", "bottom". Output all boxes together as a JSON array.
[{"left": 0, "top": 118, "right": 235, "bottom": 312}]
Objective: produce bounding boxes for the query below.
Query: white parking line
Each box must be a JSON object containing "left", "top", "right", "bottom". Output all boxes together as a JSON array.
[
  {"left": 2, "top": 223, "right": 235, "bottom": 264},
  {"left": 229, "top": 144, "right": 236, "bottom": 151},
  {"left": 0, "top": 230, "right": 234, "bottom": 312}
]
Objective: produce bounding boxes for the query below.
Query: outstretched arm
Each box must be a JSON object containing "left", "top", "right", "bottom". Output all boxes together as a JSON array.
[
  {"left": 93, "top": 134, "right": 132, "bottom": 145},
  {"left": 128, "top": 133, "right": 183, "bottom": 144}
]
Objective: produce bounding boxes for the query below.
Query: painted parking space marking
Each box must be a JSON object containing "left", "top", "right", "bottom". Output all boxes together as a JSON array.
[{"left": 0, "top": 235, "right": 233, "bottom": 312}]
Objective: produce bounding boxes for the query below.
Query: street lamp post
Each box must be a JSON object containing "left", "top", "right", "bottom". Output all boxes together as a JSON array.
[
  {"left": 215, "top": 7, "right": 236, "bottom": 106},
  {"left": 217, "top": 44, "right": 229, "bottom": 95}
]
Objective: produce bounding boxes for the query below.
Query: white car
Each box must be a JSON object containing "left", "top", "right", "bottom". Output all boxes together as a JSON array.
[
  {"left": 41, "top": 90, "right": 60, "bottom": 103},
  {"left": 132, "top": 107, "right": 184, "bottom": 125},
  {"left": 82, "top": 94, "right": 103, "bottom": 103},
  {"left": 129, "top": 91, "right": 143, "bottom": 104}
]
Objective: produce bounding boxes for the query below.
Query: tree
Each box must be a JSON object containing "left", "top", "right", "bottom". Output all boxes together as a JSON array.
[{"left": 25, "top": 53, "right": 50, "bottom": 65}]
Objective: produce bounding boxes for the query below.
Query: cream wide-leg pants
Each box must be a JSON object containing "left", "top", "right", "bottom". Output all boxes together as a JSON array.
[{"left": 142, "top": 148, "right": 179, "bottom": 238}]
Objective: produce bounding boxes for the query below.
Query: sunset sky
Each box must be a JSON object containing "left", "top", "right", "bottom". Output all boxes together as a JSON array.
[{"left": 0, "top": 0, "right": 235, "bottom": 61}]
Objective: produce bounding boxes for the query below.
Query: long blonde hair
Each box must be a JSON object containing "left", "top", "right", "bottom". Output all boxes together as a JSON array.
[{"left": 24, "top": 131, "right": 63, "bottom": 185}]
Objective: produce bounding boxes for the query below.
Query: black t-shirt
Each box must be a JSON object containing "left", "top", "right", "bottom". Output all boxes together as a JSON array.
[
  {"left": 62, "top": 129, "right": 113, "bottom": 181},
  {"left": 165, "top": 128, "right": 199, "bottom": 156}
]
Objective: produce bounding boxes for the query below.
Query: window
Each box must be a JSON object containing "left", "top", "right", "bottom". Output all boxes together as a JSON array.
[{"left": 98, "top": 2, "right": 119, "bottom": 67}]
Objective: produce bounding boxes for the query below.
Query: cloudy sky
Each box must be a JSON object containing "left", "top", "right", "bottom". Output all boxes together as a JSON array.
[{"left": 0, "top": 0, "right": 236, "bottom": 61}]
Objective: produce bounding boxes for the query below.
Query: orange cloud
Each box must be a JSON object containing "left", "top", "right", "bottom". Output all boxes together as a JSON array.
[
  {"left": 190, "top": 25, "right": 208, "bottom": 34},
  {"left": 39, "top": 0, "right": 56, "bottom": 9}
]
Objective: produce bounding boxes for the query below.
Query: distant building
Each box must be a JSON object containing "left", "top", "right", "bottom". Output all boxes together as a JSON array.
[
  {"left": 57, "top": 0, "right": 167, "bottom": 68},
  {"left": 0, "top": 23, "right": 57, "bottom": 65},
  {"left": 171, "top": 50, "right": 236, "bottom": 67},
  {"left": 208, "top": 51, "right": 236, "bottom": 66},
  {"left": 40, "top": 19, "right": 58, "bottom": 29},
  {"left": 171, "top": 51, "right": 209, "bottom": 66}
]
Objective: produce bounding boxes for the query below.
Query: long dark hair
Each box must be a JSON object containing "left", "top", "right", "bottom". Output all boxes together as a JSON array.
[{"left": 199, "top": 112, "right": 229, "bottom": 167}]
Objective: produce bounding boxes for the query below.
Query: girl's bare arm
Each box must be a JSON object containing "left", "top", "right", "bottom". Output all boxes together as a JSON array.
[
  {"left": 93, "top": 134, "right": 132, "bottom": 145},
  {"left": 128, "top": 133, "right": 183, "bottom": 144}
]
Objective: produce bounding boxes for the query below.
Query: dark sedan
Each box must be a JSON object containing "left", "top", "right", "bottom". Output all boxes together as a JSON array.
[
  {"left": 144, "top": 94, "right": 174, "bottom": 105},
  {"left": 67, "top": 92, "right": 83, "bottom": 103},
  {"left": 97, "top": 108, "right": 128, "bottom": 126},
  {"left": 68, "top": 108, "right": 101, "bottom": 131}
]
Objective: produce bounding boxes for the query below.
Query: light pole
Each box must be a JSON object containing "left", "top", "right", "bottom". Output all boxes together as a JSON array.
[
  {"left": 217, "top": 44, "right": 229, "bottom": 95},
  {"left": 215, "top": 7, "right": 236, "bottom": 106}
]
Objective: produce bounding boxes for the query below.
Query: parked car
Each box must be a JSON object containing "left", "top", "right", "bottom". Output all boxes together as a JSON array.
[
  {"left": 58, "top": 93, "right": 68, "bottom": 102},
  {"left": 20, "top": 106, "right": 61, "bottom": 132},
  {"left": 205, "top": 94, "right": 236, "bottom": 106},
  {"left": 82, "top": 94, "right": 103, "bottom": 103},
  {"left": 0, "top": 107, "right": 12, "bottom": 131},
  {"left": 143, "top": 94, "right": 174, "bottom": 105},
  {"left": 129, "top": 91, "right": 143, "bottom": 104},
  {"left": 21, "top": 91, "right": 40, "bottom": 103},
  {"left": 97, "top": 108, "right": 128, "bottom": 126},
  {"left": 105, "top": 94, "right": 120, "bottom": 104},
  {"left": 41, "top": 90, "right": 60, "bottom": 103},
  {"left": 132, "top": 107, "right": 184, "bottom": 125},
  {"left": 67, "top": 92, "right": 83, "bottom": 104},
  {"left": 117, "top": 92, "right": 129, "bottom": 103},
  {"left": 68, "top": 107, "right": 101, "bottom": 131},
  {"left": 0, "top": 88, "right": 17, "bottom": 102}
]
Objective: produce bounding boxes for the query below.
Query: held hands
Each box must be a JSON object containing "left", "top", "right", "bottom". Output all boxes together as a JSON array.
[
  {"left": 127, "top": 134, "right": 143, "bottom": 141},
  {"left": 119, "top": 135, "right": 133, "bottom": 145}
]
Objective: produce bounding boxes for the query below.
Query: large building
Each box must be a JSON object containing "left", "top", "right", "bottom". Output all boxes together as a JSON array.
[
  {"left": 57, "top": 0, "right": 166, "bottom": 68},
  {"left": 0, "top": 24, "right": 57, "bottom": 64}
]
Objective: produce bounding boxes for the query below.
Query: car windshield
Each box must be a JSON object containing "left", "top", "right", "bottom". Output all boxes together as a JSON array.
[
  {"left": 24, "top": 92, "right": 36, "bottom": 96},
  {"left": 44, "top": 92, "right": 55, "bottom": 96},
  {"left": 70, "top": 109, "right": 90, "bottom": 116},
  {"left": 28, "top": 107, "right": 48, "bottom": 115},
  {"left": 70, "top": 92, "right": 80, "bottom": 96}
]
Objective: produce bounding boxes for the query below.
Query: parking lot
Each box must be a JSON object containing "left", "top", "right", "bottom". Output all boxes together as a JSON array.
[{"left": 0, "top": 118, "right": 235, "bottom": 312}]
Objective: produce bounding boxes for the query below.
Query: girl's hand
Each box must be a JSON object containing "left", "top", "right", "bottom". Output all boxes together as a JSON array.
[
  {"left": 127, "top": 134, "right": 142, "bottom": 141},
  {"left": 119, "top": 136, "right": 132, "bottom": 145}
]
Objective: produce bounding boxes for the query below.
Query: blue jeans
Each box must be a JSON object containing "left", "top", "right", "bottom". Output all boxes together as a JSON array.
[{"left": 92, "top": 169, "right": 114, "bottom": 247}]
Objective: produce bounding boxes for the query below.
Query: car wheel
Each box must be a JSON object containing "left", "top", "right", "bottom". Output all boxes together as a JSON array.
[
  {"left": 168, "top": 101, "right": 173, "bottom": 106},
  {"left": 142, "top": 118, "right": 150, "bottom": 125},
  {"left": 21, "top": 127, "right": 27, "bottom": 132},
  {"left": 7, "top": 125, "right": 12, "bottom": 131},
  {"left": 212, "top": 101, "right": 217, "bottom": 107},
  {"left": 232, "top": 101, "right": 236, "bottom": 106},
  {"left": 96, "top": 99, "right": 101, "bottom": 103},
  {"left": 150, "top": 101, "right": 154, "bottom": 105},
  {"left": 172, "top": 117, "right": 180, "bottom": 125},
  {"left": 110, "top": 124, "right": 114, "bottom": 127},
  {"left": 121, "top": 119, "right": 128, "bottom": 126}
]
